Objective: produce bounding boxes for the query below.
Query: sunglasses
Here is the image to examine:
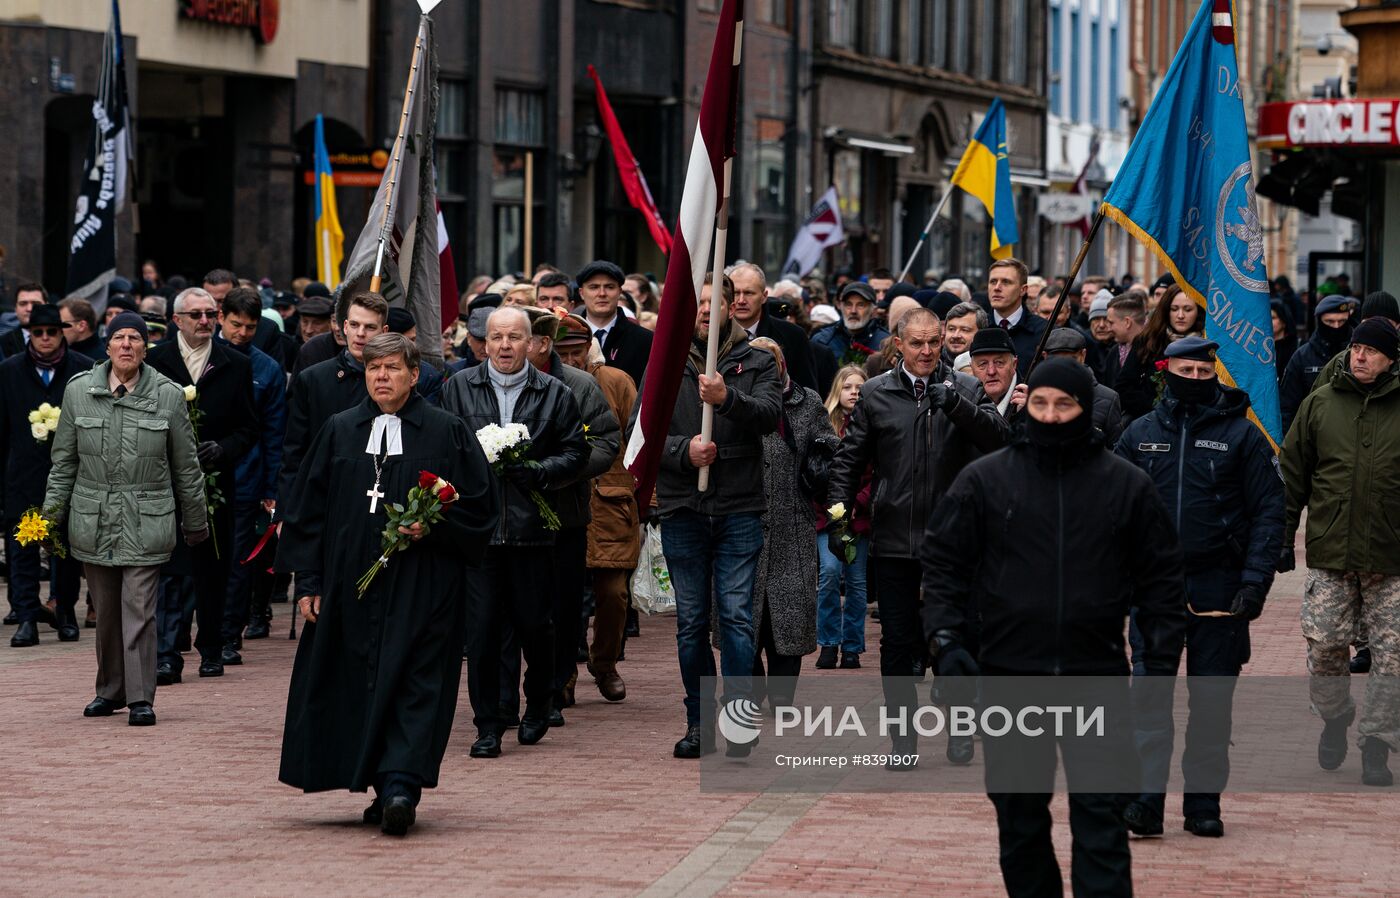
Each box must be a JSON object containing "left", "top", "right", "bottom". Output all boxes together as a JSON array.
[
  {"left": 30, "top": 328, "right": 63, "bottom": 337},
  {"left": 180, "top": 310, "right": 218, "bottom": 320}
]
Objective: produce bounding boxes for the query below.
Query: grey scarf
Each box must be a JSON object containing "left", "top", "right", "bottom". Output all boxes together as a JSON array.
[{"left": 487, "top": 362, "right": 529, "bottom": 424}]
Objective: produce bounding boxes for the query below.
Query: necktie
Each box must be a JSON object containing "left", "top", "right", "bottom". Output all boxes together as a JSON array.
[
  {"left": 41, "top": 369, "right": 51, "bottom": 386},
  {"left": 595, "top": 329, "right": 608, "bottom": 345},
  {"left": 913, "top": 379, "right": 926, "bottom": 402},
  {"left": 115, "top": 384, "right": 127, "bottom": 398},
  {"left": 999, "top": 319, "right": 1011, "bottom": 330}
]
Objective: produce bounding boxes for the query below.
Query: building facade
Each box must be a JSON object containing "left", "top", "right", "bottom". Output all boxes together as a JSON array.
[{"left": 0, "top": 0, "right": 371, "bottom": 290}]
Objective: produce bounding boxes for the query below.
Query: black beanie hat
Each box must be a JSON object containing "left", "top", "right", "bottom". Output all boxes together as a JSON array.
[
  {"left": 107, "top": 311, "right": 149, "bottom": 344},
  {"left": 1026, "top": 357, "right": 1095, "bottom": 412},
  {"left": 1352, "top": 317, "right": 1400, "bottom": 360},
  {"left": 1360, "top": 291, "right": 1400, "bottom": 324}
]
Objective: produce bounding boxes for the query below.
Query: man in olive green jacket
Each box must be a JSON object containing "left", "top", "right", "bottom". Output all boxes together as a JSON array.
[
  {"left": 1281, "top": 318, "right": 1400, "bottom": 787},
  {"left": 43, "top": 313, "right": 208, "bottom": 727}
]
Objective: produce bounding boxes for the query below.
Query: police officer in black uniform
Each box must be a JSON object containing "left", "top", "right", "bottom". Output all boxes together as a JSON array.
[{"left": 1115, "top": 336, "right": 1285, "bottom": 838}]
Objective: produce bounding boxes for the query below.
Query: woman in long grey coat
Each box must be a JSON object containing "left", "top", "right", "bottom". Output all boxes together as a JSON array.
[{"left": 748, "top": 337, "right": 836, "bottom": 706}]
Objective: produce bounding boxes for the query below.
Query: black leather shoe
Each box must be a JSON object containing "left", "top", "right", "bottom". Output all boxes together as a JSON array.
[
  {"left": 518, "top": 709, "right": 550, "bottom": 745},
  {"left": 156, "top": 662, "right": 181, "bottom": 686},
  {"left": 1319, "top": 709, "right": 1355, "bottom": 770},
  {"left": 221, "top": 646, "right": 244, "bottom": 666},
  {"left": 839, "top": 652, "right": 862, "bottom": 669},
  {"left": 885, "top": 736, "right": 919, "bottom": 772},
  {"left": 56, "top": 606, "right": 80, "bottom": 641},
  {"left": 2, "top": 610, "right": 17, "bottom": 626},
  {"left": 946, "top": 734, "right": 975, "bottom": 766},
  {"left": 1351, "top": 647, "right": 1373, "bottom": 674},
  {"left": 548, "top": 706, "right": 566, "bottom": 727},
  {"left": 198, "top": 660, "right": 225, "bottom": 678},
  {"left": 1362, "top": 737, "right": 1393, "bottom": 787},
  {"left": 726, "top": 733, "right": 758, "bottom": 758},
  {"left": 1123, "top": 801, "right": 1164, "bottom": 836},
  {"left": 674, "top": 725, "right": 717, "bottom": 758},
  {"left": 10, "top": 620, "right": 39, "bottom": 647},
  {"left": 244, "top": 619, "right": 270, "bottom": 640},
  {"left": 83, "top": 696, "right": 124, "bottom": 717},
  {"left": 380, "top": 796, "right": 415, "bottom": 836},
  {"left": 1183, "top": 817, "right": 1224, "bottom": 837},
  {"left": 128, "top": 703, "right": 156, "bottom": 726},
  {"left": 470, "top": 732, "right": 502, "bottom": 758},
  {"left": 815, "top": 645, "right": 838, "bottom": 669},
  {"left": 625, "top": 608, "right": 640, "bottom": 637},
  {"left": 363, "top": 800, "right": 383, "bottom": 824}
]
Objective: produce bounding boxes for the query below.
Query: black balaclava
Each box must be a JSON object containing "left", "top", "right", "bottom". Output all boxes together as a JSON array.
[
  {"left": 1024, "top": 358, "right": 1095, "bottom": 448},
  {"left": 1164, "top": 371, "right": 1219, "bottom": 408}
]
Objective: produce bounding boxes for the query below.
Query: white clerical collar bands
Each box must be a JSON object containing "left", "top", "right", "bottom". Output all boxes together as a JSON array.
[{"left": 366, "top": 414, "right": 404, "bottom": 456}]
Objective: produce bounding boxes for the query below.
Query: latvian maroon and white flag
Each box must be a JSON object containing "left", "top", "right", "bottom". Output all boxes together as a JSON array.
[{"left": 624, "top": 0, "right": 744, "bottom": 507}]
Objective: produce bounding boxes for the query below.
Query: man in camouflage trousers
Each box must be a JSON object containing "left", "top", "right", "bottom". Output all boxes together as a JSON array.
[{"left": 1280, "top": 318, "right": 1400, "bottom": 787}]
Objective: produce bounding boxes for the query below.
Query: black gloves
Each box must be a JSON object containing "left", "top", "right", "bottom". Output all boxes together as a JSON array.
[
  {"left": 1276, "top": 544, "right": 1296, "bottom": 573},
  {"left": 184, "top": 527, "right": 210, "bottom": 547},
  {"left": 196, "top": 441, "right": 224, "bottom": 467},
  {"left": 826, "top": 530, "right": 846, "bottom": 561},
  {"left": 1230, "top": 584, "right": 1266, "bottom": 621},
  {"left": 930, "top": 630, "right": 980, "bottom": 679},
  {"left": 926, "top": 382, "right": 958, "bottom": 413},
  {"left": 502, "top": 463, "right": 546, "bottom": 490}
]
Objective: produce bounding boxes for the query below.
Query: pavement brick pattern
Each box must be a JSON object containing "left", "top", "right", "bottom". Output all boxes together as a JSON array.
[{"left": 4, "top": 543, "right": 1400, "bottom": 896}]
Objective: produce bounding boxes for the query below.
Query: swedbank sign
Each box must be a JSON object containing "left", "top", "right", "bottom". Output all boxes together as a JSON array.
[{"left": 179, "top": 0, "right": 280, "bottom": 45}]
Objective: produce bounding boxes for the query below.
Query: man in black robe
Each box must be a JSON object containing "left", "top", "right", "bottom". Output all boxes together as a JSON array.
[{"left": 276, "top": 333, "right": 497, "bottom": 836}]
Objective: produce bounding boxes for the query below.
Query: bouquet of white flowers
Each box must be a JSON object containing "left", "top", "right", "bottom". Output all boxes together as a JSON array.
[
  {"left": 28, "top": 403, "right": 61, "bottom": 442},
  {"left": 475, "top": 423, "right": 560, "bottom": 530}
]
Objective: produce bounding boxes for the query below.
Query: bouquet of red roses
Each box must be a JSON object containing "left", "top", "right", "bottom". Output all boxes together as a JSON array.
[{"left": 355, "top": 469, "right": 458, "bottom": 598}]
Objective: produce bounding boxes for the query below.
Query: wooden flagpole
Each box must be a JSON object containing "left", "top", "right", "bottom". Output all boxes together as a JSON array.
[
  {"left": 1027, "top": 210, "right": 1106, "bottom": 375},
  {"left": 697, "top": 158, "right": 734, "bottom": 493},
  {"left": 369, "top": 17, "right": 428, "bottom": 294}
]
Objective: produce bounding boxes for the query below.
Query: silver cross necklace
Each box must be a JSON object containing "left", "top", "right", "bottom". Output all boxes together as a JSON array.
[{"left": 367, "top": 450, "right": 388, "bottom": 513}]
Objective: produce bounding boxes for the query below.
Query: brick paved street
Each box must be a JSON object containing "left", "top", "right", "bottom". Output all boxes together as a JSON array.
[{"left": 3, "top": 554, "right": 1399, "bottom": 897}]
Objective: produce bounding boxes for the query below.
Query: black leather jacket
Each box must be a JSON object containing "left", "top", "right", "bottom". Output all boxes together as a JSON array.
[
  {"left": 441, "top": 362, "right": 588, "bottom": 546},
  {"left": 828, "top": 360, "right": 1010, "bottom": 560}
]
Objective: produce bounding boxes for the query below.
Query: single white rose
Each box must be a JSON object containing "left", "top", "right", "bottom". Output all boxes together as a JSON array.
[
  {"left": 183, "top": 385, "right": 198, "bottom": 402},
  {"left": 37, "top": 403, "right": 55, "bottom": 416},
  {"left": 27, "top": 410, "right": 42, "bottom": 425},
  {"left": 827, "top": 502, "right": 847, "bottom": 521},
  {"left": 31, "top": 423, "right": 48, "bottom": 441},
  {"left": 44, "top": 407, "right": 61, "bottom": 424}
]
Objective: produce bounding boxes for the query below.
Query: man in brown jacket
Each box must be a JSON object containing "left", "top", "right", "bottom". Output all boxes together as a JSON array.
[{"left": 556, "top": 314, "right": 640, "bottom": 701}]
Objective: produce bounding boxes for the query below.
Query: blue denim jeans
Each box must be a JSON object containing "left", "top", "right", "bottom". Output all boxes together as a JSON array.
[
  {"left": 816, "top": 534, "right": 867, "bottom": 653},
  {"left": 660, "top": 509, "right": 762, "bottom": 727}
]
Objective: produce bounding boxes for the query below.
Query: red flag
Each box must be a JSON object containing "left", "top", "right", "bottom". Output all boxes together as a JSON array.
[
  {"left": 436, "top": 201, "right": 459, "bottom": 330},
  {"left": 1071, "top": 137, "right": 1100, "bottom": 240},
  {"left": 623, "top": 0, "right": 744, "bottom": 508},
  {"left": 588, "top": 65, "right": 674, "bottom": 256}
]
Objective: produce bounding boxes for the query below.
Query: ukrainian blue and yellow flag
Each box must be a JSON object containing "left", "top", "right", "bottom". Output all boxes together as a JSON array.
[
  {"left": 1102, "top": 0, "right": 1281, "bottom": 447},
  {"left": 313, "top": 114, "right": 344, "bottom": 290},
  {"left": 949, "top": 98, "right": 1019, "bottom": 260}
]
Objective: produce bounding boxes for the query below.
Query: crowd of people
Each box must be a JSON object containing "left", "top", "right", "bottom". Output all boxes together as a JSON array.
[{"left": 0, "top": 253, "right": 1395, "bottom": 892}]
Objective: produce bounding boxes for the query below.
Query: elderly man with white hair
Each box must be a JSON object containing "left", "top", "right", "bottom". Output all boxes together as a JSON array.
[{"left": 441, "top": 305, "right": 589, "bottom": 758}]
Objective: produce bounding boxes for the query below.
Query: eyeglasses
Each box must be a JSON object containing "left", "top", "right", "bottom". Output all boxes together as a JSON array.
[
  {"left": 180, "top": 310, "right": 218, "bottom": 320},
  {"left": 29, "top": 328, "right": 62, "bottom": 337}
]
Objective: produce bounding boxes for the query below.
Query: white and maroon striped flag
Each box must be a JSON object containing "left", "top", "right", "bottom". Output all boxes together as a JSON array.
[{"left": 623, "top": 0, "right": 744, "bottom": 507}]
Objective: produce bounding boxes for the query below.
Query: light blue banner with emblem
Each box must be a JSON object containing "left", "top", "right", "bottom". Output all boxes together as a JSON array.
[{"left": 1101, "top": 0, "right": 1281, "bottom": 448}]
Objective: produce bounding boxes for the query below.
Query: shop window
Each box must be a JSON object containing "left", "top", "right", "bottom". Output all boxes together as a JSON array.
[
  {"left": 753, "top": 118, "right": 788, "bottom": 272},
  {"left": 494, "top": 88, "right": 544, "bottom": 147},
  {"left": 492, "top": 87, "right": 545, "bottom": 276},
  {"left": 436, "top": 78, "right": 469, "bottom": 278}
]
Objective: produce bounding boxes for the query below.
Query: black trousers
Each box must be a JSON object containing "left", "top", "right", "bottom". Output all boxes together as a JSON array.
[
  {"left": 156, "top": 575, "right": 198, "bottom": 671},
  {"left": 752, "top": 601, "right": 803, "bottom": 707},
  {"left": 465, "top": 545, "right": 555, "bottom": 735},
  {"left": 374, "top": 771, "right": 423, "bottom": 807},
  {"left": 983, "top": 673, "right": 1134, "bottom": 898},
  {"left": 873, "top": 557, "right": 925, "bottom": 740},
  {"left": 4, "top": 535, "right": 81, "bottom": 620},
  {"left": 221, "top": 500, "right": 261, "bottom": 644},
  {"left": 498, "top": 528, "right": 586, "bottom": 718}
]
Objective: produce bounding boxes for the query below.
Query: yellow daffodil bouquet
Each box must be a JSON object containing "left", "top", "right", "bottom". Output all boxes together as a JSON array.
[{"left": 14, "top": 507, "right": 66, "bottom": 558}]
